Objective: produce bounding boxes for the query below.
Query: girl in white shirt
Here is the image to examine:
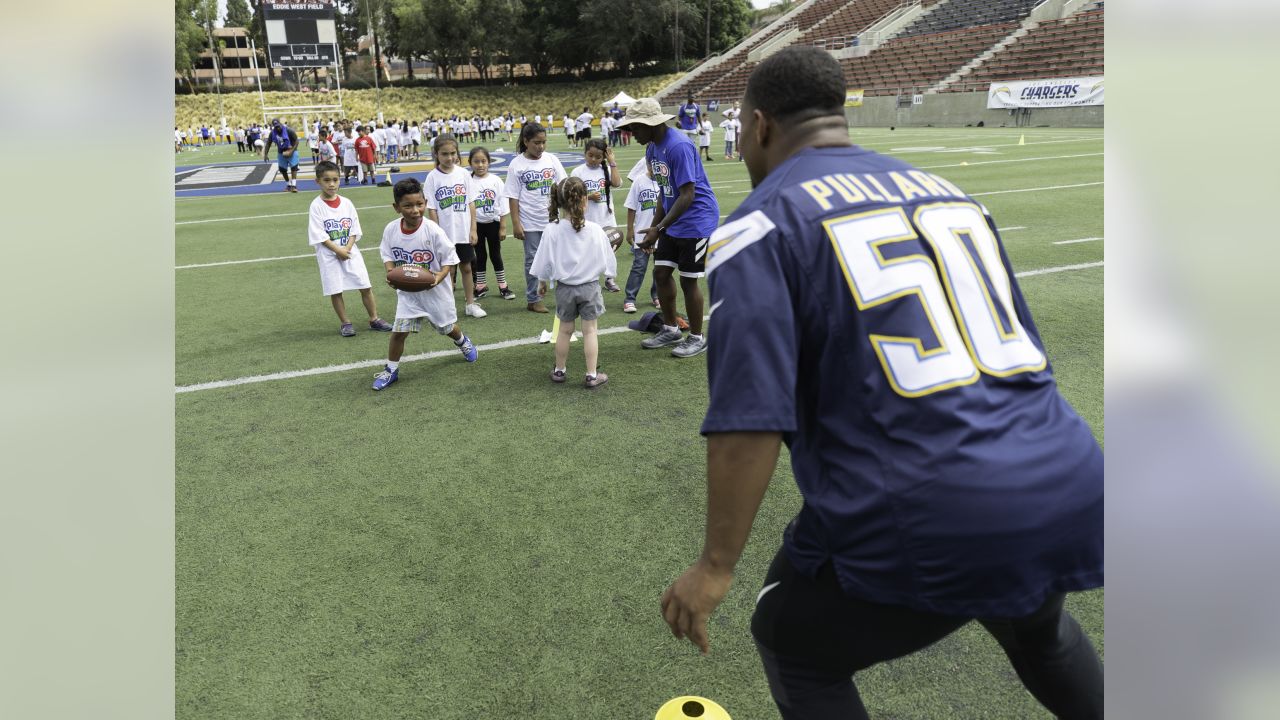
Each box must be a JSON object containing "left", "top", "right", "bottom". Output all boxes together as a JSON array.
[
  {"left": 570, "top": 138, "right": 623, "bottom": 292},
  {"left": 504, "top": 121, "right": 568, "bottom": 311},
  {"left": 529, "top": 177, "right": 617, "bottom": 388},
  {"left": 468, "top": 146, "right": 514, "bottom": 300},
  {"left": 423, "top": 133, "right": 485, "bottom": 319},
  {"left": 699, "top": 118, "right": 714, "bottom": 161},
  {"left": 720, "top": 116, "right": 740, "bottom": 160}
]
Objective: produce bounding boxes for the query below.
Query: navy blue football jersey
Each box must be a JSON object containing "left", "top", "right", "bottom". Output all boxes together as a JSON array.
[{"left": 701, "top": 145, "right": 1102, "bottom": 617}]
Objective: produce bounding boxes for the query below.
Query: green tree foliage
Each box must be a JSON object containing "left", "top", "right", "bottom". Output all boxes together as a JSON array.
[
  {"left": 224, "top": 0, "right": 252, "bottom": 29},
  {"left": 176, "top": 0, "right": 207, "bottom": 90}
]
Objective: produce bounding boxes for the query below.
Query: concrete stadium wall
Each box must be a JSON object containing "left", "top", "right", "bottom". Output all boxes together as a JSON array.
[
  {"left": 662, "top": 92, "right": 1102, "bottom": 129},
  {"left": 843, "top": 92, "right": 1104, "bottom": 128}
]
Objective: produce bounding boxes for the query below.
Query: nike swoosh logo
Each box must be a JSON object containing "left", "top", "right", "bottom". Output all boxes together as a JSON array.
[{"left": 756, "top": 581, "right": 781, "bottom": 604}]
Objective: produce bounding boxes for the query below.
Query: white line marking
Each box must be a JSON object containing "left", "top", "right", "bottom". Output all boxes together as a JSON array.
[
  {"left": 177, "top": 253, "right": 315, "bottom": 269},
  {"left": 998, "top": 226, "right": 1027, "bottom": 232},
  {"left": 971, "top": 182, "right": 1103, "bottom": 197},
  {"left": 176, "top": 206, "right": 384, "bottom": 225},
  {"left": 1053, "top": 237, "right": 1103, "bottom": 245},
  {"left": 919, "top": 153, "right": 1103, "bottom": 170},
  {"left": 1016, "top": 261, "right": 1103, "bottom": 277},
  {"left": 176, "top": 263, "right": 1100, "bottom": 393}
]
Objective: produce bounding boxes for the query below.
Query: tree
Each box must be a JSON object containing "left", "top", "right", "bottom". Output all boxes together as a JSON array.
[
  {"left": 385, "top": 0, "right": 434, "bottom": 82},
  {"left": 224, "top": 0, "right": 252, "bottom": 29},
  {"left": 175, "top": 0, "right": 207, "bottom": 91},
  {"left": 469, "top": 0, "right": 520, "bottom": 84}
]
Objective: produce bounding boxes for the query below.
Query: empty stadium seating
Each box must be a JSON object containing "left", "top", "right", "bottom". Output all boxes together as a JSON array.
[
  {"left": 944, "top": 8, "right": 1104, "bottom": 92},
  {"left": 660, "top": 0, "right": 855, "bottom": 103},
  {"left": 803, "top": 0, "right": 906, "bottom": 50},
  {"left": 897, "top": 0, "right": 1042, "bottom": 38},
  {"left": 842, "top": 22, "right": 1017, "bottom": 96}
]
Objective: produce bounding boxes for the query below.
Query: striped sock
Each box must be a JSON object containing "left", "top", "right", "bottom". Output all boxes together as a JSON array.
[
  {"left": 475, "top": 271, "right": 487, "bottom": 286},
  {"left": 495, "top": 270, "right": 507, "bottom": 285}
]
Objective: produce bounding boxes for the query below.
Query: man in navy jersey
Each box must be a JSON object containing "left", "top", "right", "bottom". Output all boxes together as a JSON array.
[
  {"left": 263, "top": 118, "right": 301, "bottom": 193},
  {"left": 660, "top": 46, "right": 1103, "bottom": 719}
]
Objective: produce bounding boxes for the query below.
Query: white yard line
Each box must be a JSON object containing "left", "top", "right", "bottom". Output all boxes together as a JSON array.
[
  {"left": 175, "top": 261, "right": 1102, "bottom": 393},
  {"left": 1053, "top": 237, "right": 1103, "bottom": 245},
  {"left": 177, "top": 253, "right": 315, "bottom": 269},
  {"left": 1016, "top": 261, "right": 1103, "bottom": 277},
  {"left": 971, "top": 182, "right": 1103, "bottom": 197}
]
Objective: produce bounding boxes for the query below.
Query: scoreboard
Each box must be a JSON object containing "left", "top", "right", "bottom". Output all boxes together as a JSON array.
[{"left": 262, "top": 0, "right": 339, "bottom": 68}]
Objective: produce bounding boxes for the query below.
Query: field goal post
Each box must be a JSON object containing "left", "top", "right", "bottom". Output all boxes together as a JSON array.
[{"left": 260, "top": 103, "right": 345, "bottom": 134}]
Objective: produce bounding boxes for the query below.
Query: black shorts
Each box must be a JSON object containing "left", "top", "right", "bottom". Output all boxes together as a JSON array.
[
  {"left": 576, "top": 128, "right": 591, "bottom": 140},
  {"left": 454, "top": 242, "right": 476, "bottom": 264},
  {"left": 653, "top": 234, "right": 708, "bottom": 278}
]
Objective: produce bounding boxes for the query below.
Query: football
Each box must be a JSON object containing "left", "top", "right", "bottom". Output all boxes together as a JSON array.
[
  {"left": 387, "top": 265, "right": 436, "bottom": 292},
  {"left": 605, "top": 227, "right": 625, "bottom": 250}
]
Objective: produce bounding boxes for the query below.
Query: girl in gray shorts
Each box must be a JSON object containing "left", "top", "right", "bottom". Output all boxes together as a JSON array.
[{"left": 529, "top": 177, "right": 619, "bottom": 388}]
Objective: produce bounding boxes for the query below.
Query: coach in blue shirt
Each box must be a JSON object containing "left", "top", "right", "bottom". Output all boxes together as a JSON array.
[
  {"left": 660, "top": 47, "right": 1104, "bottom": 719},
  {"left": 617, "top": 98, "right": 721, "bottom": 358}
]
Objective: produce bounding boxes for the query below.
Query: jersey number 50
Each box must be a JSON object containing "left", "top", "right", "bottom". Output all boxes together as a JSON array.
[{"left": 825, "top": 202, "right": 1046, "bottom": 397}]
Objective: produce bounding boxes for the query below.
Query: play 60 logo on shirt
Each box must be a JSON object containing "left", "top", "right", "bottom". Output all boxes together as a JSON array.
[
  {"left": 519, "top": 168, "right": 558, "bottom": 195},
  {"left": 324, "top": 217, "right": 353, "bottom": 245},
  {"left": 650, "top": 161, "right": 674, "bottom": 198},
  {"left": 475, "top": 188, "right": 500, "bottom": 213},
  {"left": 435, "top": 184, "right": 469, "bottom": 212},
  {"left": 639, "top": 188, "right": 659, "bottom": 212},
  {"left": 389, "top": 247, "right": 435, "bottom": 267}
]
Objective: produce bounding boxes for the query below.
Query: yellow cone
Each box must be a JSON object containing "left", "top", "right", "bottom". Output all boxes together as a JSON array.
[
  {"left": 1018, "top": 134, "right": 1026, "bottom": 146},
  {"left": 655, "top": 696, "right": 732, "bottom": 720}
]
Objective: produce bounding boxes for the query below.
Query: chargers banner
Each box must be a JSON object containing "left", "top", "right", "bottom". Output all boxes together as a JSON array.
[
  {"left": 987, "top": 76, "right": 1104, "bottom": 109},
  {"left": 845, "top": 89, "right": 864, "bottom": 107}
]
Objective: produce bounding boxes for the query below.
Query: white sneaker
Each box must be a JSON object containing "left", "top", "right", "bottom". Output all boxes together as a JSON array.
[{"left": 465, "top": 303, "right": 488, "bottom": 318}]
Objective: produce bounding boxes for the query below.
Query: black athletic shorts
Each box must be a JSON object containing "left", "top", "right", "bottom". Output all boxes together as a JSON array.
[
  {"left": 454, "top": 242, "right": 476, "bottom": 264},
  {"left": 653, "top": 233, "right": 708, "bottom": 278}
]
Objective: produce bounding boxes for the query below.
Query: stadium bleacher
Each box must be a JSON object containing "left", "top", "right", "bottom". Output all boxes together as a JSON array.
[
  {"left": 802, "top": 0, "right": 905, "bottom": 50},
  {"left": 662, "top": 0, "right": 1102, "bottom": 104},
  {"left": 945, "top": 8, "right": 1104, "bottom": 92},
  {"left": 842, "top": 21, "right": 1018, "bottom": 96},
  {"left": 661, "top": 0, "right": 853, "bottom": 104},
  {"left": 895, "top": 0, "right": 1042, "bottom": 38}
]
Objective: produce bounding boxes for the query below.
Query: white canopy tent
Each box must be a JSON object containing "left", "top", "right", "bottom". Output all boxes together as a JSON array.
[{"left": 600, "top": 91, "right": 638, "bottom": 108}]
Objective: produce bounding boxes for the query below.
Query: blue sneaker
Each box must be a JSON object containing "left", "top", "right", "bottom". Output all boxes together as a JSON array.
[
  {"left": 372, "top": 365, "right": 398, "bottom": 390},
  {"left": 369, "top": 318, "right": 393, "bottom": 332},
  {"left": 458, "top": 335, "right": 478, "bottom": 362}
]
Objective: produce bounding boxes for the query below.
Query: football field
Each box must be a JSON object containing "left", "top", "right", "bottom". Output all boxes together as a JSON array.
[{"left": 176, "top": 126, "right": 1103, "bottom": 719}]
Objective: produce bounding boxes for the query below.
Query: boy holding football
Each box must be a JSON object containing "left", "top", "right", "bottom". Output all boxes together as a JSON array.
[
  {"left": 307, "top": 161, "right": 393, "bottom": 337},
  {"left": 373, "top": 177, "right": 479, "bottom": 391}
]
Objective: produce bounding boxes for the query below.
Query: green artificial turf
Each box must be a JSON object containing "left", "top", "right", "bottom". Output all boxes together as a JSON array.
[{"left": 177, "top": 127, "right": 1103, "bottom": 719}]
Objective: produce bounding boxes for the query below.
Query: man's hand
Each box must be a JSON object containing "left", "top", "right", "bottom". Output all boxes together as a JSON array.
[
  {"left": 661, "top": 560, "right": 734, "bottom": 655},
  {"left": 637, "top": 226, "right": 662, "bottom": 253}
]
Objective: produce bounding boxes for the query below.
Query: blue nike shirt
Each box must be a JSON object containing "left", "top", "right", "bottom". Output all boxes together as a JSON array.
[
  {"left": 702, "top": 145, "right": 1103, "bottom": 617},
  {"left": 645, "top": 129, "right": 720, "bottom": 239}
]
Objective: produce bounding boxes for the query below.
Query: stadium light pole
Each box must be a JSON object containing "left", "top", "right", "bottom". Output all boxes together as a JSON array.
[{"left": 365, "top": 0, "right": 382, "bottom": 120}]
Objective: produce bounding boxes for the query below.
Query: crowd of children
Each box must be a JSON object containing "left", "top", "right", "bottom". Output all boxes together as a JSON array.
[{"left": 305, "top": 122, "right": 688, "bottom": 391}]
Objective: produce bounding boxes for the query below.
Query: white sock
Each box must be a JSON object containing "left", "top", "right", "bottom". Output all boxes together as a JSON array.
[
  {"left": 555, "top": 367, "right": 566, "bottom": 373},
  {"left": 386, "top": 360, "right": 399, "bottom": 371},
  {"left": 453, "top": 335, "right": 466, "bottom": 346},
  {"left": 689, "top": 334, "right": 703, "bottom": 341},
  {"left": 664, "top": 325, "right": 679, "bottom": 334}
]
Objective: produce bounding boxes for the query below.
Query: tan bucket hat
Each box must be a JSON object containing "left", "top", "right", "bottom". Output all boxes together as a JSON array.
[{"left": 615, "top": 97, "right": 676, "bottom": 127}]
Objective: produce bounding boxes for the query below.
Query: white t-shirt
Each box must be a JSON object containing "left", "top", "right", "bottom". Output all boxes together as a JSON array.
[
  {"left": 423, "top": 165, "right": 476, "bottom": 245},
  {"left": 317, "top": 140, "right": 336, "bottom": 163},
  {"left": 576, "top": 112, "right": 594, "bottom": 131},
  {"left": 373, "top": 128, "right": 387, "bottom": 147},
  {"left": 535, "top": 114, "right": 542, "bottom": 126},
  {"left": 340, "top": 136, "right": 358, "bottom": 165},
  {"left": 379, "top": 217, "right": 460, "bottom": 310},
  {"left": 386, "top": 127, "right": 400, "bottom": 146},
  {"left": 308, "top": 195, "right": 363, "bottom": 249},
  {"left": 624, "top": 175, "right": 662, "bottom": 236},
  {"left": 530, "top": 219, "right": 617, "bottom": 285},
  {"left": 699, "top": 120, "right": 713, "bottom": 147},
  {"left": 307, "top": 130, "right": 319, "bottom": 149},
  {"left": 410, "top": 125, "right": 421, "bottom": 142},
  {"left": 720, "top": 118, "right": 740, "bottom": 142},
  {"left": 570, "top": 163, "right": 617, "bottom": 228},
  {"left": 601, "top": 115, "right": 614, "bottom": 135},
  {"left": 504, "top": 152, "right": 569, "bottom": 233},
  {"left": 470, "top": 173, "right": 507, "bottom": 225},
  {"left": 564, "top": 116, "right": 574, "bottom": 133},
  {"left": 504, "top": 118, "right": 513, "bottom": 131}
]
